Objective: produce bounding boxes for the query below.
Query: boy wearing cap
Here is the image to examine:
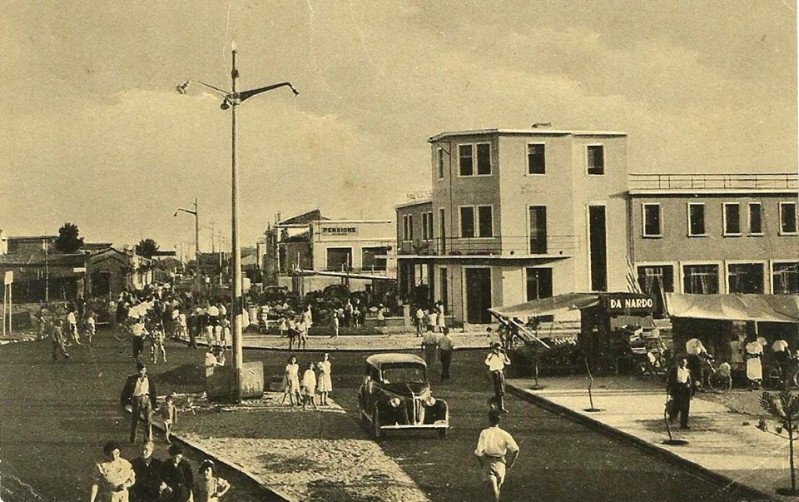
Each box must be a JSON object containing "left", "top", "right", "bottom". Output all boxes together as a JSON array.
[{"left": 485, "top": 343, "right": 511, "bottom": 413}]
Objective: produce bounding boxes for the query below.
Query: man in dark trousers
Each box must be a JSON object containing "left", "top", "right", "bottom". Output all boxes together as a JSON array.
[
  {"left": 160, "top": 444, "right": 194, "bottom": 502},
  {"left": 438, "top": 328, "right": 455, "bottom": 382},
  {"left": 485, "top": 343, "right": 512, "bottom": 413},
  {"left": 130, "top": 441, "right": 165, "bottom": 502},
  {"left": 666, "top": 355, "right": 694, "bottom": 430},
  {"left": 120, "top": 362, "right": 158, "bottom": 444}
]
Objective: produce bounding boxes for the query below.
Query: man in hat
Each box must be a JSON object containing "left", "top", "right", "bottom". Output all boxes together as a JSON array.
[
  {"left": 121, "top": 362, "right": 158, "bottom": 444},
  {"left": 485, "top": 342, "right": 512, "bottom": 413}
]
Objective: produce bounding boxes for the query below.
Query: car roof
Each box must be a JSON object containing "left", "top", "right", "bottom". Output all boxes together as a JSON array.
[{"left": 366, "top": 353, "right": 426, "bottom": 367}]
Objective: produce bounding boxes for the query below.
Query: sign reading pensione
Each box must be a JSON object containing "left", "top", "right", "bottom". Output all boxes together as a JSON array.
[
  {"left": 321, "top": 227, "right": 358, "bottom": 236},
  {"left": 601, "top": 293, "right": 655, "bottom": 313}
]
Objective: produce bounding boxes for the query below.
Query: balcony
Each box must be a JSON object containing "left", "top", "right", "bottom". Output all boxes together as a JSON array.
[
  {"left": 397, "top": 234, "right": 580, "bottom": 257},
  {"left": 628, "top": 173, "right": 798, "bottom": 192}
]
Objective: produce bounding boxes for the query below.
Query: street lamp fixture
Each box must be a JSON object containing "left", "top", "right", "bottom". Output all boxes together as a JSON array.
[
  {"left": 179, "top": 43, "right": 298, "bottom": 402},
  {"left": 174, "top": 198, "right": 200, "bottom": 297}
]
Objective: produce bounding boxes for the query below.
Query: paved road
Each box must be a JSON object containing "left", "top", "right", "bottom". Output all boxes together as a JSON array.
[
  {"left": 0, "top": 331, "right": 274, "bottom": 502},
  {"left": 1, "top": 329, "right": 756, "bottom": 501}
]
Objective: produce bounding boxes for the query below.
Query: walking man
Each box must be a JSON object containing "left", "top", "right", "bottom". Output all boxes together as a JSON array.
[
  {"left": 51, "top": 319, "right": 70, "bottom": 361},
  {"left": 121, "top": 362, "right": 158, "bottom": 444},
  {"left": 666, "top": 355, "right": 694, "bottom": 430},
  {"left": 485, "top": 343, "right": 511, "bottom": 413},
  {"left": 474, "top": 410, "right": 520, "bottom": 502},
  {"left": 422, "top": 328, "right": 438, "bottom": 370},
  {"left": 437, "top": 328, "right": 454, "bottom": 382}
]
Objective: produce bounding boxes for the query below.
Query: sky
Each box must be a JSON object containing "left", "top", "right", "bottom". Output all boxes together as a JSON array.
[{"left": 1, "top": 0, "right": 796, "bottom": 254}]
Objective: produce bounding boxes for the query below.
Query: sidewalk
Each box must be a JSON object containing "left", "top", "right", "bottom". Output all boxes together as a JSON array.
[{"left": 506, "top": 375, "right": 795, "bottom": 501}]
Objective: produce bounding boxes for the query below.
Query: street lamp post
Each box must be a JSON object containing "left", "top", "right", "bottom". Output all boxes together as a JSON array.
[
  {"left": 179, "top": 43, "right": 298, "bottom": 402},
  {"left": 174, "top": 198, "right": 200, "bottom": 296}
]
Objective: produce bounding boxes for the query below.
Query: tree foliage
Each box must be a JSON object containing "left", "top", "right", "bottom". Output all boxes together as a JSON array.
[
  {"left": 135, "top": 238, "right": 160, "bottom": 259},
  {"left": 53, "top": 223, "right": 84, "bottom": 253}
]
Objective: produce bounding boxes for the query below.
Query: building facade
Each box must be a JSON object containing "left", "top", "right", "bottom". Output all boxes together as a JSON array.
[
  {"left": 397, "top": 128, "right": 799, "bottom": 326},
  {"left": 397, "top": 128, "right": 631, "bottom": 325},
  {"left": 628, "top": 173, "right": 799, "bottom": 304}
]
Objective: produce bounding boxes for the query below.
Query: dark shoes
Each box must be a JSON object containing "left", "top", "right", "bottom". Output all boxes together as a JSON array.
[{"left": 679, "top": 425, "right": 691, "bottom": 430}]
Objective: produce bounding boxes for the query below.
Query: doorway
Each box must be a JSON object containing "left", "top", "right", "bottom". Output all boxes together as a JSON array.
[{"left": 465, "top": 268, "right": 492, "bottom": 324}]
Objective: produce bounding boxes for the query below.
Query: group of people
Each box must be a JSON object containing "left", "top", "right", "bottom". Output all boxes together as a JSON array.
[
  {"left": 282, "top": 353, "right": 333, "bottom": 409},
  {"left": 421, "top": 326, "right": 456, "bottom": 382},
  {"left": 413, "top": 301, "right": 447, "bottom": 337},
  {"left": 90, "top": 440, "right": 229, "bottom": 502},
  {"left": 37, "top": 302, "right": 98, "bottom": 361}
]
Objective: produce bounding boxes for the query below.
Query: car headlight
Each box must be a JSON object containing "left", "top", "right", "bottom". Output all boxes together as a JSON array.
[
  {"left": 425, "top": 396, "right": 436, "bottom": 407},
  {"left": 389, "top": 397, "right": 402, "bottom": 408}
]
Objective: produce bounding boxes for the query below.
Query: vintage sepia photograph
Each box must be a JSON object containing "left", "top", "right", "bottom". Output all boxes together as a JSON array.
[{"left": 1, "top": 1, "right": 797, "bottom": 501}]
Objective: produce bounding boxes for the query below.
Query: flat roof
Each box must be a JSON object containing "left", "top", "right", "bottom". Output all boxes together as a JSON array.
[
  {"left": 429, "top": 128, "right": 627, "bottom": 142},
  {"left": 395, "top": 199, "right": 432, "bottom": 210}
]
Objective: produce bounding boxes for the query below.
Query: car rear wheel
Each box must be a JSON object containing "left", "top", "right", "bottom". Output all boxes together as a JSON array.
[{"left": 373, "top": 408, "right": 384, "bottom": 440}]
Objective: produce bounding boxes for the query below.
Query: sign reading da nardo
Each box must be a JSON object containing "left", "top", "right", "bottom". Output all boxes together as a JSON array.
[{"left": 600, "top": 293, "right": 655, "bottom": 314}]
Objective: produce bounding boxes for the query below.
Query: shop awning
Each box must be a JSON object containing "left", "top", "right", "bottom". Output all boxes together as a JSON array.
[
  {"left": 664, "top": 293, "right": 799, "bottom": 323},
  {"left": 488, "top": 292, "right": 600, "bottom": 319}
]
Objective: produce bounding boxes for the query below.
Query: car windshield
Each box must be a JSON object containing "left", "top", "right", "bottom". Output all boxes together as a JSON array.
[{"left": 381, "top": 364, "right": 426, "bottom": 384}]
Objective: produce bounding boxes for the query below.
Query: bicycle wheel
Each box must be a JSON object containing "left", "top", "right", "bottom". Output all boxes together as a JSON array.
[
  {"left": 707, "top": 371, "right": 731, "bottom": 393},
  {"left": 766, "top": 367, "right": 783, "bottom": 390}
]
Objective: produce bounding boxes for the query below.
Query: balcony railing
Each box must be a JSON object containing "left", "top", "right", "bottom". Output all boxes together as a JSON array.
[
  {"left": 628, "top": 173, "right": 798, "bottom": 191},
  {"left": 397, "top": 234, "right": 580, "bottom": 257}
]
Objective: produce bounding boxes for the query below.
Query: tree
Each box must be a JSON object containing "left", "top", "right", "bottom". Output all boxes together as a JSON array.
[
  {"left": 135, "top": 238, "right": 159, "bottom": 259},
  {"left": 758, "top": 388, "right": 799, "bottom": 495},
  {"left": 54, "top": 223, "right": 84, "bottom": 253}
]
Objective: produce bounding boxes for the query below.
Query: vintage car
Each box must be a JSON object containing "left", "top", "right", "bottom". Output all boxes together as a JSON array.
[{"left": 357, "top": 353, "right": 449, "bottom": 439}]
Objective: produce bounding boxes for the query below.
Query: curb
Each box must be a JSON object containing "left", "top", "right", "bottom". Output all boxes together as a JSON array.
[
  {"left": 176, "top": 335, "right": 494, "bottom": 353},
  {"left": 506, "top": 384, "right": 775, "bottom": 501}
]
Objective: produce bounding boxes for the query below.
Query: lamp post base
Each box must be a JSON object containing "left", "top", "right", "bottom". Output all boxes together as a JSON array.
[{"left": 206, "top": 361, "right": 264, "bottom": 403}]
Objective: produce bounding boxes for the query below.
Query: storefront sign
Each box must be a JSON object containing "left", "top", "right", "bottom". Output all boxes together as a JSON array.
[
  {"left": 601, "top": 293, "right": 654, "bottom": 313},
  {"left": 321, "top": 226, "right": 358, "bottom": 236}
]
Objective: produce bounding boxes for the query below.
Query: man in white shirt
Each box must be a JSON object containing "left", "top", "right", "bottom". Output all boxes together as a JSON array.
[
  {"left": 120, "top": 363, "right": 158, "bottom": 444},
  {"left": 666, "top": 356, "right": 693, "bottom": 429},
  {"left": 485, "top": 343, "right": 512, "bottom": 413},
  {"left": 685, "top": 337, "right": 710, "bottom": 390},
  {"left": 437, "top": 329, "right": 455, "bottom": 382},
  {"left": 474, "top": 410, "right": 520, "bottom": 502}
]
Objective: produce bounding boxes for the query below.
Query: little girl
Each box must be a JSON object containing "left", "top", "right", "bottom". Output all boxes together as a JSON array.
[
  {"left": 317, "top": 353, "right": 332, "bottom": 406},
  {"left": 282, "top": 355, "right": 301, "bottom": 405},
  {"left": 301, "top": 362, "right": 318, "bottom": 410},
  {"left": 160, "top": 393, "right": 177, "bottom": 444},
  {"left": 84, "top": 311, "right": 96, "bottom": 347}
]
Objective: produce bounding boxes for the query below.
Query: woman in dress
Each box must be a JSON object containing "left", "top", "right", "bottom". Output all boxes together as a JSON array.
[
  {"left": 317, "top": 353, "right": 333, "bottom": 406},
  {"left": 194, "top": 460, "right": 230, "bottom": 502},
  {"left": 745, "top": 334, "right": 764, "bottom": 389},
  {"left": 283, "top": 355, "right": 301, "bottom": 405},
  {"left": 301, "top": 362, "right": 318, "bottom": 410}
]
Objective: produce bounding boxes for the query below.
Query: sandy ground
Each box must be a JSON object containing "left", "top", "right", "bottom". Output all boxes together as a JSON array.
[{"left": 172, "top": 392, "right": 429, "bottom": 502}]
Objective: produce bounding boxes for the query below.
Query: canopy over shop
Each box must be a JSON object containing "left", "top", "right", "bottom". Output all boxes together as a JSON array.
[
  {"left": 664, "top": 293, "right": 799, "bottom": 363},
  {"left": 489, "top": 292, "right": 657, "bottom": 374}
]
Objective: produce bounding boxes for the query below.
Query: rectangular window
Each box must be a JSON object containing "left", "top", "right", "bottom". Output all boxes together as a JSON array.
[
  {"left": 421, "top": 212, "right": 434, "bottom": 241},
  {"left": 527, "top": 144, "right": 545, "bottom": 174},
  {"left": 781, "top": 202, "right": 798, "bottom": 234},
  {"left": 362, "top": 247, "right": 388, "bottom": 271},
  {"left": 458, "top": 144, "right": 473, "bottom": 176},
  {"left": 528, "top": 206, "right": 547, "bottom": 254},
  {"left": 749, "top": 203, "right": 763, "bottom": 235},
  {"left": 437, "top": 148, "right": 445, "bottom": 179},
  {"left": 683, "top": 264, "right": 719, "bottom": 294},
  {"left": 688, "top": 203, "right": 706, "bottom": 236},
  {"left": 326, "top": 248, "right": 352, "bottom": 271},
  {"left": 637, "top": 265, "right": 674, "bottom": 294},
  {"left": 526, "top": 268, "right": 553, "bottom": 301},
  {"left": 587, "top": 145, "right": 604, "bottom": 175},
  {"left": 723, "top": 203, "right": 741, "bottom": 236},
  {"left": 460, "top": 207, "right": 475, "bottom": 238},
  {"left": 728, "top": 263, "right": 764, "bottom": 294},
  {"left": 642, "top": 204, "right": 662, "bottom": 237},
  {"left": 402, "top": 215, "right": 413, "bottom": 241},
  {"left": 476, "top": 143, "right": 491, "bottom": 175},
  {"left": 773, "top": 262, "right": 799, "bottom": 294},
  {"left": 478, "top": 206, "right": 493, "bottom": 237}
]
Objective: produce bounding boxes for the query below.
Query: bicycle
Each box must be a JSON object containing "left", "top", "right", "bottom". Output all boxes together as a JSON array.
[
  {"left": 766, "top": 357, "right": 799, "bottom": 390},
  {"left": 705, "top": 359, "right": 733, "bottom": 393}
]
